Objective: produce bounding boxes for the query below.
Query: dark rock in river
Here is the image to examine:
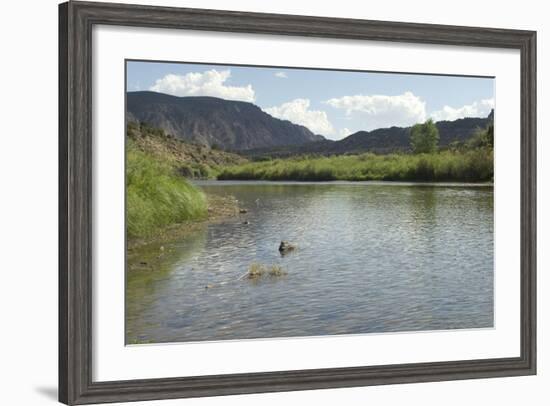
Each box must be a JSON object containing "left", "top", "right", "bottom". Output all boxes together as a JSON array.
[{"left": 279, "top": 241, "right": 296, "bottom": 254}]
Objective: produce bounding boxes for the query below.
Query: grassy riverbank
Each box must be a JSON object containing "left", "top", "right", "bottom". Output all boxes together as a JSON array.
[
  {"left": 126, "top": 122, "right": 248, "bottom": 240},
  {"left": 218, "top": 149, "right": 493, "bottom": 182},
  {"left": 126, "top": 140, "right": 208, "bottom": 239}
]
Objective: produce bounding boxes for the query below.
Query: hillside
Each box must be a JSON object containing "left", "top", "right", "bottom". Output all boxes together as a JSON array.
[
  {"left": 127, "top": 91, "right": 324, "bottom": 151},
  {"left": 244, "top": 112, "right": 494, "bottom": 159},
  {"left": 127, "top": 122, "right": 247, "bottom": 178}
]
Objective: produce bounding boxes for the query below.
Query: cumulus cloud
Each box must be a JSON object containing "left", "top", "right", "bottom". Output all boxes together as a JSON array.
[
  {"left": 339, "top": 128, "right": 352, "bottom": 138},
  {"left": 149, "top": 69, "right": 255, "bottom": 102},
  {"left": 274, "top": 71, "right": 288, "bottom": 79},
  {"left": 430, "top": 98, "right": 495, "bottom": 122},
  {"left": 264, "top": 98, "right": 335, "bottom": 137},
  {"left": 325, "top": 91, "right": 427, "bottom": 130}
]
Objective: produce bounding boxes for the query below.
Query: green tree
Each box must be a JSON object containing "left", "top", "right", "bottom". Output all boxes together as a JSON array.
[
  {"left": 410, "top": 119, "right": 440, "bottom": 154},
  {"left": 466, "top": 124, "right": 494, "bottom": 149}
]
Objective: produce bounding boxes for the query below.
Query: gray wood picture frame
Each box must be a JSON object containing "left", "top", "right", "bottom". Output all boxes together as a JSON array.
[{"left": 59, "top": 1, "right": 537, "bottom": 404}]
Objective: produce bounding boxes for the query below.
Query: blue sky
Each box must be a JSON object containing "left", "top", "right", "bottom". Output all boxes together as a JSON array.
[{"left": 127, "top": 60, "right": 495, "bottom": 140}]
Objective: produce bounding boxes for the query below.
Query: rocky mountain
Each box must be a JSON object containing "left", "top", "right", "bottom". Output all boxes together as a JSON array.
[
  {"left": 126, "top": 91, "right": 324, "bottom": 151},
  {"left": 244, "top": 112, "right": 494, "bottom": 158}
]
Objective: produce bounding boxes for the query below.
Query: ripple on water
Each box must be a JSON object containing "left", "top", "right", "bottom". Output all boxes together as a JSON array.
[{"left": 126, "top": 182, "right": 494, "bottom": 343}]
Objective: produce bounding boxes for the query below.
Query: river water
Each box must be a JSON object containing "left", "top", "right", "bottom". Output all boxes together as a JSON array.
[{"left": 126, "top": 181, "right": 494, "bottom": 344}]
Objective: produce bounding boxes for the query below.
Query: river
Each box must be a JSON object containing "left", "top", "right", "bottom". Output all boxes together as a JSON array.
[{"left": 126, "top": 181, "right": 494, "bottom": 344}]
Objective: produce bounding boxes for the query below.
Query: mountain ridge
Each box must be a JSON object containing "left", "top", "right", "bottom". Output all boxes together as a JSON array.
[
  {"left": 127, "top": 91, "right": 493, "bottom": 157},
  {"left": 127, "top": 91, "right": 324, "bottom": 151},
  {"left": 243, "top": 112, "right": 494, "bottom": 158}
]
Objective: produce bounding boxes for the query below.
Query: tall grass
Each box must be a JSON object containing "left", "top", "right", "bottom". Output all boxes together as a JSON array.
[
  {"left": 126, "top": 140, "right": 207, "bottom": 239},
  {"left": 218, "top": 149, "right": 493, "bottom": 182}
]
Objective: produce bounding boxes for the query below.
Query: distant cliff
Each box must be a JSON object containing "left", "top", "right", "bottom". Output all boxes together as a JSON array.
[{"left": 127, "top": 91, "right": 324, "bottom": 151}]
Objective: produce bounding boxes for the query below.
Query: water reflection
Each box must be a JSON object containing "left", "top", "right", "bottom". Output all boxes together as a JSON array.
[
  {"left": 126, "top": 182, "right": 494, "bottom": 344},
  {"left": 126, "top": 225, "right": 207, "bottom": 343}
]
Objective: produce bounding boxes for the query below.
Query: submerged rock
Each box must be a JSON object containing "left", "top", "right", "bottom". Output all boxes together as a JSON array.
[{"left": 278, "top": 241, "right": 296, "bottom": 254}]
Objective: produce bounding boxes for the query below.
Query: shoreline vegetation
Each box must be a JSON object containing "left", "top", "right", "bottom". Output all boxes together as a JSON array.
[
  {"left": 126, "top": 140, "right": 208, "bottom": 240},
  {"left": 126, "top": 122, "right": 246, "bottom": 242},
  {"left": 219, "top": 119, "right": 494, "bottom": 182},
  {"left": 218, "top": 149, "right": 493, "bottom": 182},
  {"left": 127, "top": 193, "right": 240, "bottom": 249}
]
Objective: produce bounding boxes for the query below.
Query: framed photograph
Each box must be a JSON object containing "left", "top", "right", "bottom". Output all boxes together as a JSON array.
[{"left": 59, "top": 1, "right": 536, "bottom": 404}]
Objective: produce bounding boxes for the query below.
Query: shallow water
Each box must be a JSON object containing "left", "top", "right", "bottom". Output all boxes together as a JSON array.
[{"left": 126, "top": 181, "right": 494, "bottom": 344}]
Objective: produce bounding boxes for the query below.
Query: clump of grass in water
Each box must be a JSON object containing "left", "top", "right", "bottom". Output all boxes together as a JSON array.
[
  {"left": 246, "top": 263, "right": 287, "bottom": 279},
  {"left": 268, "top": 265, "right": 285, "bottom": 277},
  {"left": 247, "top": 262, "right": 264, "bottom": 279}
]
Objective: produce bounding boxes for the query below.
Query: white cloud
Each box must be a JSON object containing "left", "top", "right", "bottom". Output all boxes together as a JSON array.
[
  {"left": 339, "top": 128, "right": 352, "bottom": 138},
  {"left": 325, "top": 91, "right": 427, "bottom": 130},
  {"left": 149, "top": 69, "right": 255, "bottom": 102},
  {"left": 430, "top": 98, "right": 495, "bottom": 122},
  {"left": 264, "top": 98, "right": 336, "bottom": 137},
  {"left": 274, "top": 71, "right": 288, "bottom": 79}
]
